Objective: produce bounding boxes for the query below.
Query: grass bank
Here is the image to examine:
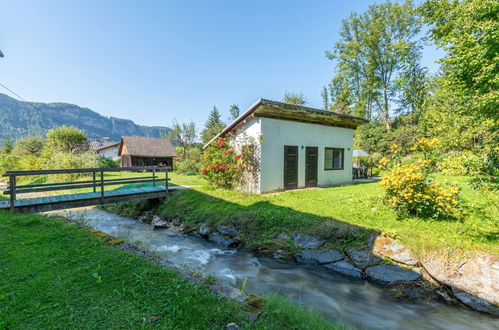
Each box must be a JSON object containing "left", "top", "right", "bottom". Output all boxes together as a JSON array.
[
  {"left": 106, "top": 174, "right": 498, "bottom": 256},
  {"left": 0, "top": 211, "right": 344, "bottom": 329}
]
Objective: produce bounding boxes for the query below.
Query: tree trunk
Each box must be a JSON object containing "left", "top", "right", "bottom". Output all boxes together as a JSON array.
[{"left": 383, "top": 86, "right": 391, "bottom": 130}]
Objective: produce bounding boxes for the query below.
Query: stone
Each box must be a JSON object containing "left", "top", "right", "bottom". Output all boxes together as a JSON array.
[
  {"left": 346, "top": 248, "right": 381, "bottom": 269},
  {"left": 365, "top": 264, "right": 421, "bottom": 286},
  {"left": 151, "top": 216, "right": 168, "bottom": 229},
  {"left": 225, "top": 323, "right": 240, "bottom": 330},
  {"left": 208, "top": 232, "right": 238, "bottom": 248},
  {"left": 198, "top": 223, "right": 211, "bottom": 237},
  {"left": 277, "top": 232, "right": 290, "bottom": 240},
  {"left": 215, "top": 225, "right": 238, "bottom": 237},
  {"left": 171, "top": 217, "right": 182, "bottom": 226},
  {"left": 292, "top": 233, "right": 324, "bottom": 249},
  {"left": 272, "top": 249, "right": 285, "bottom": 260},
  {"left": 107, "top": 238, "right": 124, "bottom": 245},
  {"left": 137, "top": 211, "right": 153, "bottom": 222},
  {"left": 294, "top": 249, "right": 343, "bottom": 265},
  {"left": 422, "top": 253, "right": 499, "bottom": 315},
  {"left": 373, "top": 236, "right": 418, "bottom": 266},
  {"left": 146, "top": 316, "right": 161, "bottom": 323},
  {"left": 451, "top": 288, "right": 498, "bottom": 315},
  {"left": 323, "top": 261, "right": 362, "bottom": 278}
]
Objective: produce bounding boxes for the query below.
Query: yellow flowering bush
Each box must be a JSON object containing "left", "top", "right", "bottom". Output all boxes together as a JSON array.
[
  {"left": 409, "top": 137, "right": 441, "bottom": 162},
  {"left": 380, "top": 159, "right": 460, "bottom": 218}
]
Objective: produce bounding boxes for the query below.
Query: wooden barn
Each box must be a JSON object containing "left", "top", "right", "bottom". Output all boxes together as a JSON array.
[{"left": 118, "top": 136, "right": 175, "bottom": 169}]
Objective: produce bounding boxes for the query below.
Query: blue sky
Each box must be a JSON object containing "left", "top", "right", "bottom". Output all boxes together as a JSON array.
[{"left": 0, "top": 0, "right": 442, "bottom": 129}]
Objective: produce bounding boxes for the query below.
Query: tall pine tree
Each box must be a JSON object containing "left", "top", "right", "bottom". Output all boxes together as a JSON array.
[
  {"left": 229, "top": 104, "right": 240, "bottom": 121},
  {"left": 321, "top": 86, "right": 330, "bottom": 110},
  {"left": 201, "top": 106, "right": 226, "bottom": 144}
]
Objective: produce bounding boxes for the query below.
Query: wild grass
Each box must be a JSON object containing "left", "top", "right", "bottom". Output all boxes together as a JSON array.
[
  {"left": 253, "top": 295, "right": 348, "bottom": 329},
  {"left": 0, "top": 211, "right": 343, "bottom": 329}
]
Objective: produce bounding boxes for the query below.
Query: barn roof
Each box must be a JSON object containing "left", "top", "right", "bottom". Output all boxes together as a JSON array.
[
  {"left": 118, "top": 136, "right": 176, "bottom": 158},
  {"left": 89, "top": 141, "right": 120, "bottom": 152},
  {"left": 204, "top": 98, "right": 369, "bottom": 148}
]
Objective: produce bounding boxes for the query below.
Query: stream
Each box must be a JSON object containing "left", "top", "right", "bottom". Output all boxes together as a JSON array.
[{"left": 55, "top": 207, "right": 498, "bottom": 330}]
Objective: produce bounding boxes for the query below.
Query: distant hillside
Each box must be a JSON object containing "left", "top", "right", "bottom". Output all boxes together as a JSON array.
[{"left": 0, "top": 93, "right": 169, "bottom": 141}]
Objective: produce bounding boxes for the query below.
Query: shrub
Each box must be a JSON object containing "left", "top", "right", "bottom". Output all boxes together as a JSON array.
[
  {"left": 18, "top": 155, "right": 44, "bottom": 172},
  {"left": 176, "top": 159, "right": 200, "bottom": 174},
  {"left": 97, "top": 157, "right": 119, "bottom": 168},
  {"left": 380, "top": 139, "right": 461, "bottom": 218},
  {"left": 201, "top": 138, "right": 241, "bottom": 189},
  {"left": 175, "top": 148, "right": 202, "bottom": 174},
  {"left": 12, "top": 136, "right": 45, "bottom": 157},
  {"left": 409, "top": 137, "right": 441, "bottom": 165},
  {"left": 464, "top": 148, "right": 499, "bottom": 193},
  {"left": 0, "top": 154, "right": 20, "bottom": 176},
  {"left": 437, "top": 151, "right": 479, "bottom": 176},
  {"left": 45, "top": 126, "right": 88, "bottom": 153},
  {"left": 43, "top": 152, "right": 98, "bottom": 181},
  {"left": 381, "top": 159, "right": 460, "bottom": 218}
]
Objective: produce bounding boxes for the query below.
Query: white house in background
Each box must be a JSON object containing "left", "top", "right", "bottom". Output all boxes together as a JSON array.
[
  {"left": 204, "top": 99, "right": 368, "bottom": 193},
  {"left": 89, "top": 140, "right": 120, "bottom": 160}
]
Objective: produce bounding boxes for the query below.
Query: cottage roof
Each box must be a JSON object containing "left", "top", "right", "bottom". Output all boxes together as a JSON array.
[
  {"left": 204, "top": 98, "right": 369, "bottom": 148},
  {"left": 89, "top": 141, "right": 120, "bottom": 152},
  {"left": 118, "top": 136, "right": 176, "bottom": 158}
]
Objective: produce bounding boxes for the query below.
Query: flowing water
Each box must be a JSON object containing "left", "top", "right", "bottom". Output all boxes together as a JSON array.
[{"left": 55, "top": 208, "right": 498, "bottom": 330}]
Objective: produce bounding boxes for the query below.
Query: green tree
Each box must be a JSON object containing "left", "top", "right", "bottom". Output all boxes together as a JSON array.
[
  {"left": 13, "top": 136, "right": 45, "bottom": 157},
  {"left": 421, "top": 77, "right": 496, "bottom": 152},
  {"left": 329, "top": 76, "right": 354, "bottom": 114},
  {"left": 167, "top": 120, "right": 197, "bottom": 159},
  {"left": 321, "top": 86, "right": 330, "bottom": 110},
  {"left": 45, "top": 126, "right": 88, "bottom": 154},
  {"left": 327, "top": 0, "right": 424, "bottom": 130},
  {"left": 395, "top": 54, "right": 431, "bottom": 118},
  {"left": 201, "top": 106, "right": 226, "bottom": 145},
  {"left": 229, "top": 104, "right": 240, "bottom": 121},
  {"left": 0, "top": 136, "right": 13, "bottom": 154},
  {"left": 420, "top": 0, "right": 498, "bottom": 121},
  {"left": 283, "top": 91, "right": 307, "bottom": 106}
]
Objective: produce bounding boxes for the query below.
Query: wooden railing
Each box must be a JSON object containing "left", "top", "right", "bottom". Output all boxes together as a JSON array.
[{"left": 3, "top": 166, "right": 170, "bottom": 211}]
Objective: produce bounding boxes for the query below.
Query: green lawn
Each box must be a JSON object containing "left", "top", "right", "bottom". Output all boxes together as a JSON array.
[
  {"left": 0, "top": 211, "right": 343, "bottom": 329},
  {"left": 69, "top": 171, "right": 206, "bottom": 193},
  {"left": 107, "top": 174, "right": 498, "bottom": 256}
]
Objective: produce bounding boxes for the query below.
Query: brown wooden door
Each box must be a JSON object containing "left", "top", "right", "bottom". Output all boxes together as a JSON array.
[
  {"left": 305, "top": 146, "right": 318, "bottom": 187},
  {"left": 283, "top": 146, "right": 298, "bottom": 190}
]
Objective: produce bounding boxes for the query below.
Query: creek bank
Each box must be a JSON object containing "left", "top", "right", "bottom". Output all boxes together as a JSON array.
[
  {"left": 109, "top": 206, "right": 499, "bottom": 316},
  {"left": 54, "top": 214, "right": 261, "bottom": 323},
  {"left": 59, "top": 207, "right": 499, "bottom": 329},
  {"left": 185, "top": 218, "right": 498, "bottom": 316}
]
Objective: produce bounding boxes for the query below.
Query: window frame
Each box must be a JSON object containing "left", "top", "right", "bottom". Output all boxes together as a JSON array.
[{"left": 324, "top": 147, "right": 344, "bottom": 170}]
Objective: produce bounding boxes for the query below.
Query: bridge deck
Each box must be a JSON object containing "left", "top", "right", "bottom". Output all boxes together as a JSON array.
[{"left": 0, "top": 185, "right": 171, "bottom": 213}]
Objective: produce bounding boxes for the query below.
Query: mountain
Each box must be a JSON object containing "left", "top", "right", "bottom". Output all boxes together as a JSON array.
[{"left": 0, "top": 93, "right": 170, "bottom": 141}]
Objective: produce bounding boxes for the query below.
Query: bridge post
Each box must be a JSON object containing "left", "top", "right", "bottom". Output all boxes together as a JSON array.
[
  {"left": 153, "top": 169, "right": 156, "bottom": 187},
  {"left": 9, "top": 174, "right": 16, "bottom": 212},
  {"left": 92, "top": 172, "right": 96, "bottom": 193},
  {"left": 165, "top": 171, "right": 169, "bottom": 195},
  {"left": 100, "top": 170, "right": 104, "bottom": 204}
]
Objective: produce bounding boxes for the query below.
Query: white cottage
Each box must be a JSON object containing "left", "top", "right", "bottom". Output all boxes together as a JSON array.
[
  {"left": 204, "top": 99, "right": 368, "bottom": 193},
  {"left": 89, "top": 140, "right": 120, "bottom": 160}
]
